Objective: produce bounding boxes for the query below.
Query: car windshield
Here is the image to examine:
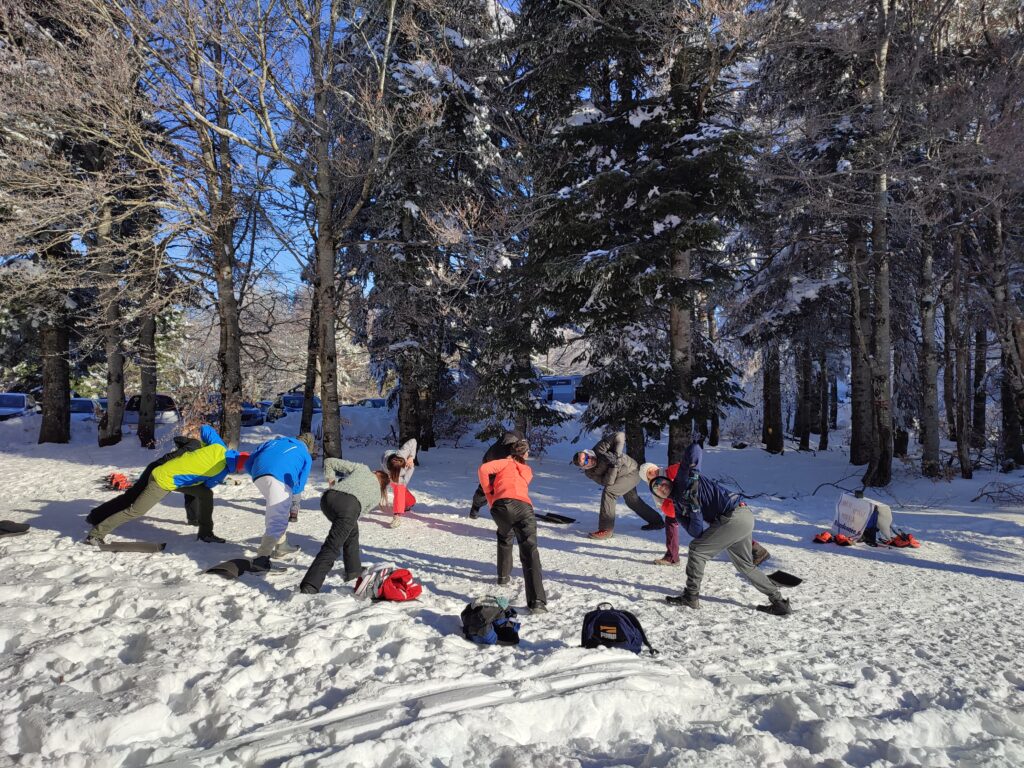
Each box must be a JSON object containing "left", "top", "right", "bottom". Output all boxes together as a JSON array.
[
  {"left": 283, "top": 396, "right": 304, "bottom": 408},
  {"left": 0, "top": 394, "right": 25, "bottom": 408},
  {"left": 70, "top": 400, "right": 94, "bottom": 413}
]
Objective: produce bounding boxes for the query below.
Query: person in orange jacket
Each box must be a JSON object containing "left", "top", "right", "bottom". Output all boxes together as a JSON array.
[{"left": 477, "top": 439, "right": 547, "bottom": 613}]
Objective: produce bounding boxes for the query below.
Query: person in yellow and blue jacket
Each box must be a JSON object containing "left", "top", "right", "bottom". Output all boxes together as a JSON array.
[{"left": 85, "top": 426, "right": 248, "bottom": 546}]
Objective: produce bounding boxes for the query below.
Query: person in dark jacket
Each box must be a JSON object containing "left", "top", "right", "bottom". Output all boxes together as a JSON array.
[
  {"left": 571, "top": 431, "right": 663, "bottom": 538},
  {"left": 86, "top": 434, "right": 225, "bottom": 543},
  {"left": 469, "top": 430, "right": 524, "bottom": 518},
  {"left": 651, "top": 474, "right": 791, "bottom": 616}
]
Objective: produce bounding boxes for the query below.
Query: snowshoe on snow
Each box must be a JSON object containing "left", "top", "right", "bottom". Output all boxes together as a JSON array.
[
  {"left": 0, "top": 521, "right": 30, "bottom": 538},
  {"left": 536, "top": 513, "right": 575, "bottom": 525},
  {"left": 97, "top": 541, "right": 166, "bottom": 553},
  {"left": 205, "top": 558, "right": 253, "bottom": 579},
  {"left": 767, "top": 570, "right": 803, "bottom": 588}
]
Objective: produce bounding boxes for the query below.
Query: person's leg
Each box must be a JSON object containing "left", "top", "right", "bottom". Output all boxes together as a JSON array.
[
  {"left": 88, "top": 478, "right": 168, "bottom": 539},
  {"left": 470, "top": 484, "right": 487, "bottom": 516},
  {"left": 598, "top": 486, "right": 618, "bottom": 532},
  {"left": 341, "top": 513, "right": 362, "bottom": 580},
  {"left": 622, "top": 487, "right": 663, "bottom": 527},
  {"left": 182, "top": 484, "right": 215, "bottom": 538},
  {"left": 489, "top": 500, "right": 515, "bottom": 582},
  {"left": 87, "top": 463, "right": 156, "bottom": 525},
  {"left": 300, "top": 492, "right": 348, "bottom": 592},
  {"left": 724, "top": 507, "right": 783, "bottom": 600},
  {"left": 511, "top": 501, "right": 546, "bottom": 607},
  {"left": 254, "top": 475, "right": 292, "bottom": 556},
  {"left": 683, "top": 515, "right": 746, "bottom": 597},
  {"left": 663, "top": 516, "right": 680, "bottom": 562}
]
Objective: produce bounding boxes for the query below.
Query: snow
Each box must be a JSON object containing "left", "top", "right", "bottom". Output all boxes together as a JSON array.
[
  {"left": 1, "top": 413, "right": 1024, "bottom": 766},
  {"left": 653, "top": 214, "right": 682, "bottom": 236}
]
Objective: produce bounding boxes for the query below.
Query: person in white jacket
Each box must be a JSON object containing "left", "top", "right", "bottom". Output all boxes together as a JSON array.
[{"left": 381, "top": 438, "right": 417, "bottom": 528}]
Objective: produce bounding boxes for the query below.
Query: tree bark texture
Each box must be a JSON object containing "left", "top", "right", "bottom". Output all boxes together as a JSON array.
[
  {"left": 38, "top": 319, "right": 71, "bottom": 445},
  {"left": 137, "top": 313, "right": 157, "bottom": 449},
  {"left": 918, "top": 237, "right": 941, "bottom": 476},
  {"left": 818, "top": 350, "right": 829, "bottom": 451},
  {"left": 668, "top": 247, "right": 693, "bottom": 464},
  {"left": 763, "top": 343, "right": 784, "bottom": 454},
  {"left": 300, "top": 289, "right": 320, "bottom": 436},
  {"left": 848, "top": 223, "right": 873, "bottom": 465},
  {"left": 97, "top": 202, "right": 125, "bottom": 448},
  {"left": 971, "top": 323, "right": 988, "bottom": 449}
]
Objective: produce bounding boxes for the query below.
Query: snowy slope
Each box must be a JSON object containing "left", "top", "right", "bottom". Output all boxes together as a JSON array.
[{"left": 1, "top": 414, "right": 1023, "bottom": 767}]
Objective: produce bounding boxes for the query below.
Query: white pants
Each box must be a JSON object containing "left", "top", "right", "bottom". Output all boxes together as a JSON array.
[{"left": 254, "top": 475, "right": 293, "bottom": 540}]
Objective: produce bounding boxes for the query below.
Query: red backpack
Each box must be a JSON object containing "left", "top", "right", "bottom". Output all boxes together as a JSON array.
[{"left": 380, "top": 569, "right": 422, "bottom": 601}]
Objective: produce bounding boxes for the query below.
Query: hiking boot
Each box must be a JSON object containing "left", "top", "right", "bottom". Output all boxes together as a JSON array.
[
  {"left": 389, "top": 515, "right": 402, "bottom": 529},
  {"left": 588, "top": 530, "right": 613, "bottom": 540},
  {"left": 756, "top": 597, "right": 792, "bottom": 616},
  {"left": 496, "top": 576, "right": 510, "bottom": 586},
  {"left": 83, "top": 533, "right": 105, "bottom": 546},
  {"left": 469, "top": 509, "right": 480, "bottom": 519},
  {"left": 299, "top": 583, "right": 319, "bottom": 595},
  {"left": 273, "top": 541, "right": 299, "bottom": 557},
  {"left": 666, "top": 592, "right": 699, "bottom": 609},
  {"left": 653, "top": 557, "right": 679, "bottom": 566},
  {"left": 641, "top": 522, "right": 665, "bottom": 531},
  {"left": 752, "top": 542, "right": 771, "bottom": 566},
  {"left": 198, "top": 533, "right": 226, "bottom": 544},
  {"left": 529, "top": 603, "right": 549, "bottom": 614},
  {"left": 250, "top": 555, "right": 272, "bottom": 572}
]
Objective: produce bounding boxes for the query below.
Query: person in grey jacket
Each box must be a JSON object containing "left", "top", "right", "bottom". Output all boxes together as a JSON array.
[
  {"left": 299, "top": 459, "right": 390, "bottom": 594},
  {"left": 571, "top": 431, "right": 663, "bottom": 538}
]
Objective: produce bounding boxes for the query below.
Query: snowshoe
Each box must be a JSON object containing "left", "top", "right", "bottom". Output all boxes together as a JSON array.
[{"left": 0, "top": 521, "right": 30, "bottom": 539}]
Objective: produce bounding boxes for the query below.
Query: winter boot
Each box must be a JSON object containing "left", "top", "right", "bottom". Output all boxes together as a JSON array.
[
  {"left": 83, "top": 532, "right": 105, "bottom": 546},
  {"left": 666, "top": 592, "right": 700, "bottom": 609},
  {"left": 469, "top": 508, "right": 480, "bottom": 519},
  {"left": 752, "top": 541, "right": 771, "bottom": 566},
  {"left": 198, "top": 533, "right": 226, "bottom": 544},
  {"left": 529, "top": 603, "right": 548, "bottom": 614},
  {"left": 756, "top": 597, "right": 792, "bottom": 616},
  {"left": 250, "top": 555, "right": 272, "bottom": 573}
]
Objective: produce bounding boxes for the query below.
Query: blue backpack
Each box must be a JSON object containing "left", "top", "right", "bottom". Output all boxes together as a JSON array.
[{"left": 581, "top": 603, "right": 658, "bottom": 655}]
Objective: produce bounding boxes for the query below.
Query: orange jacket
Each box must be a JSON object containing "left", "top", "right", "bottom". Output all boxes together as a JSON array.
[{"left": 478, "top": 458, "right": 533, "bottom": 506}]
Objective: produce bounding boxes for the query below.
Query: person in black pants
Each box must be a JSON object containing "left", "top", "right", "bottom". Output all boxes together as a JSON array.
[
  {"left": 86, "top": 436, "right": 221, "bottom": 541},
  {"left": 300, "top": 458, "right": 390, "bottom": 594},
  {"left": 470, "top": 430, "right": 524, "bottom": 519}
]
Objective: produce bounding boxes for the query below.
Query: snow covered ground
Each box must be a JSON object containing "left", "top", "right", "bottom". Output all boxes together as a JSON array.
[{"left": 1, "top": 412, "right": 1023, "bottom": 767}]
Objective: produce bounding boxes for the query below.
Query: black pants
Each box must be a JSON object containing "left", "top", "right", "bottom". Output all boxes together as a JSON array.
[
  {"left": 491, "top": 498, "right": 546, "bottom": 608},
  {"left": 301, "top": 490, "right": 362, "bottom": 593},
  {"left": 88, "top": 463, "right": 204, "bottom": 528}
]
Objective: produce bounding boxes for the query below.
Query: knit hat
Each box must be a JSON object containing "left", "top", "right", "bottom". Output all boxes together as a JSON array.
[
  {"left": 638, "top": 462, "right": 660, "bottom": 485},
  {"left": 297, "top": 433, "right": 315, "bottom": 454}
]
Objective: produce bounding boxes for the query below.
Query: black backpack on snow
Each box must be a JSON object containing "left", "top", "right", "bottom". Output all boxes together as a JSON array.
[
  {"left": 581, "top": 602, "right": 658, "bottom": 655},
  {"left": 461, "top": 596, "right": 521, "bottom": 646}
]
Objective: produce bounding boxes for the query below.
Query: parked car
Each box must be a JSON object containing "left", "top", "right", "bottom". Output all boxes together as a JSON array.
[
  {"left": 267, "top": 393, "right": 321, "bottom": 421},
  {"left": 353, "top": 398, "right": 387, "bottom": 409},
  {"left": 70, "top": 397, "right": 101, "bottom": 422},
  {"left": 257, "top": 400, "right": 274, "bottom": 415},
  {"left": 537, "top": 375, "right": 588, "bottom": 404},
  {"left": 241, "top": 401, "right": 265, "bottom": 427},
  {"left": 0, "top": 393, "right": 38, "bottom": 421},
  {"left": 123, "top": 394, "right": 181, "bottom": 425}
]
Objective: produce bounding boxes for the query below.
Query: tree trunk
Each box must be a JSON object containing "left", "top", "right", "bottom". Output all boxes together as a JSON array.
[
  {"left": 942, "top": 298, "right": 957, "bottom": 441},
  {"left": 137, "top": 313, "right": 157, "bottom": 449},
  {"left": 829, "top": 373, "right": 838, "bottom": 430},
  {"left": 625, "top": 420, "right": 646, "bottom": 464},
  {"left": 764, "top": 342, "right": 784, "bottom": 454},
  {"left": 918, "top": 236, "right": 941, "bottom": 477},
  {"left": 950, "top": 233, "right": 972, "bottom": 479},
  {"left": 300, "top": 289, "right": 320, "bottom": 435},
  {"left": 798, "top": 344, "right": 812, "bottom": 450},
  {"left": 971, "top": 323, "right": 988, "bottom": 449},
  {"left": 848, "top": 222, "right": 873, "bottom": 465},
  {"left": 668, "top": 247, "right": 693, "bottom": 463},
  {"left": 397, "top": 363, "right": 419, "bottom": 446},
  {"left": 1001, "top": 355, "right": 1024, "bottom": 468},
  {"left": 97, "top": 202, "right": 125, "bottom": 448},
  {"left": 818, "top": 350, "right": 829, "bottom": 451},
  {"left": 38, "top": 319, "right": 71, "bottom": 444}
]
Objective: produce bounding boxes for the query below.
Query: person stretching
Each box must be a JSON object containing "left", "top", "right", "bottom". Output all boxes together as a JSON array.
[
  {"left": 381, "top": 438, "right": 417, "bottom": 528},
  {"left": 85, "top": 425, "right": 244, "bottom": 545},
  {"left": 651, "top": 473, "right": 790, "bottom": 616},
  {"left": 299, "top": 459, "right": 390, "bottom": 594},
  {"left": 470, "top": 430, "right": 524, "bottom": 519},
  {"left": 478, "top": 439, "right": 547, "bottom": 613},
  {"left": 245, "top": 433, "right": 314, "bottom": 568}
]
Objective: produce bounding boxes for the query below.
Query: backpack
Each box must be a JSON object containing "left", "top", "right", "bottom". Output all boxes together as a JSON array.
[
  {"left": 581, "top": 603, "right": 658, "bottom": 656},
  {"left": 354, "top": 565, "right": 422, "bottom": 601},
  {"left": 461, "top": 596, "right": 520, "bottom": 646}
]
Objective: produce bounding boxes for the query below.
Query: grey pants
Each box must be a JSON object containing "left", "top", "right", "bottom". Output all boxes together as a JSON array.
[
  {"left": 599, "top": 474, "right": 662, "bottom": 531},
  {"left": 685, "top": 506, "right": 781, "bottom": 601},
  {"left": 89, "top": 477, "right": 169, "bottom": 539}
]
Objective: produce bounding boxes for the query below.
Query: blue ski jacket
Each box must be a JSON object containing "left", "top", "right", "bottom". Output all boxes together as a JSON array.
[
  {"left": 245, "top": 437, "right": 313, "bottom": 494},
  {"left": 670, "top": 474, "right": 741, "bottom": 539}
]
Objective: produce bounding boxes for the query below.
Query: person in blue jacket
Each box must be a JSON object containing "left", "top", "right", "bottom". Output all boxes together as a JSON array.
[
  {"left": 245, "top": 433, "right": 314, "bottom": 567},
  {"left": 650, "top": 473, "right": 791, "bottom": 616}
]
